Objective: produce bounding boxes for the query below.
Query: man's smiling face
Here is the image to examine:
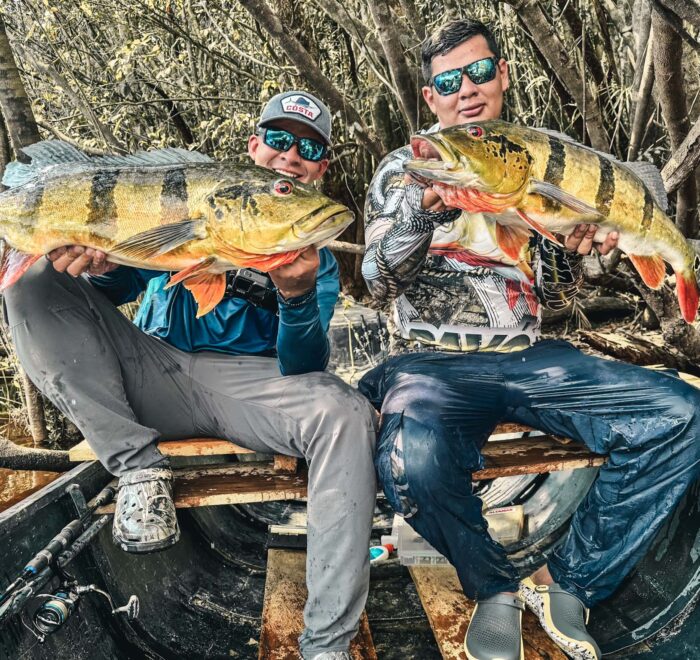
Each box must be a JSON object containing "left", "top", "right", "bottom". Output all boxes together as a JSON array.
[
  {"left": 422, "top": 34, "right": 509, "bottom": 129},
  {"left": 247, "top": 118, "right": 329, "bottom": 184}
]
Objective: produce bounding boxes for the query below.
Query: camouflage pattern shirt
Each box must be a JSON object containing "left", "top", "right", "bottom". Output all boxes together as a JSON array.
[{"left": 362, "top": 141, "right": 583, "bottom": 355}]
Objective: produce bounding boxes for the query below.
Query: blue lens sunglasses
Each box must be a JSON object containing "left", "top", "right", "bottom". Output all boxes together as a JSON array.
[
  {"left": 429, "top": 56, "right": 499, "bottom": 96},
  {"left": 259, "top": 127, "right": 328, "bottom": 162}
]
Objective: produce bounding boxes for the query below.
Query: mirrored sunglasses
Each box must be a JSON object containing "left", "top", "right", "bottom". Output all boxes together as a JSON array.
[
  {"left": 260, "top": 128, "right": 328, "bottom": 162},
  {"left": 430, "top": 56, "right": 499, "bottom": 96}
]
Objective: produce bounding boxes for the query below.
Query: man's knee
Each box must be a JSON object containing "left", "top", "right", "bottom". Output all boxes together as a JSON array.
[{"left": 4, "top": 259, "right": 67, "bottom": 321}]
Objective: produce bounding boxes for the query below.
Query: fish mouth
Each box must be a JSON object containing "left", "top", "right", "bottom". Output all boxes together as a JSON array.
[
  {"left": 404, "top": 134, "right": 481, "bottom": 187},
  {"left": 292, "top": 203, "right": 354, "bottom": 244}
]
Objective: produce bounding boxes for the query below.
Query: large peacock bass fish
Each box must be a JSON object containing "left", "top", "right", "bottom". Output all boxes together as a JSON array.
[
  {"left": 405, "top": 120, "right": 700, "bottom": 323},
  {"left": 0, "top": 141, "right": 353, "bottom": 317}
]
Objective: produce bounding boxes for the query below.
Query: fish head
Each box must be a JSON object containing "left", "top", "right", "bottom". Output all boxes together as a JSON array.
[
  {"left": 206, "top": 165, "right": 353, "bottom": 269},
  {"left": 404, "top": 122, "right": 532, "bottom": 212}
]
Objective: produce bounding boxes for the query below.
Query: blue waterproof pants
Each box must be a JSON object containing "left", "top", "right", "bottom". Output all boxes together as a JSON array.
[{"left": 358, "top": 340, "right": 700, "bottom": 606}]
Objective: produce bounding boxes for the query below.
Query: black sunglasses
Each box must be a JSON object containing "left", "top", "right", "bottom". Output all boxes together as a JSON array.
[
  {"left": 429, "top": 56, "right": 499, "bottom": 96},
  {"left": 259, "top": 127, "right": 328, "bottom": 162}
]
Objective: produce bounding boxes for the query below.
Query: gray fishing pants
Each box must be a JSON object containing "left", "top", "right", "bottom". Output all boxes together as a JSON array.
[{"left": 4, "top": 261, "right": 378, "bottom": 658}]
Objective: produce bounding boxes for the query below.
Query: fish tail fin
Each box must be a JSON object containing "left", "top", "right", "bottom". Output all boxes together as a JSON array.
[
  {"left": 675, "top": 268, "right": 699, "bottom": 324},
  {"left": 0, "top": 245, "right": 41, "bottom": 290},
  {"left": 628, "top": 253, "right": 666, "bottom": 289}
]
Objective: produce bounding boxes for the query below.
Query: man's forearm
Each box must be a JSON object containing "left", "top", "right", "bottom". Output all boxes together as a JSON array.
[{"left": 276, "top": 289, "right": 330, "bottom": 375}]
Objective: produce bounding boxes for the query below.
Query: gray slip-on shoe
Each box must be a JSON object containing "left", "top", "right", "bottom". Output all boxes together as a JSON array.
[
  {"left": 520, "top": 577, "right": 601, "bottom": 659},
  {"left": 113, "top": 467, "right": 180, "bottom": 553},
  {"left": 311, "top": 653, "right": 351, "bottom": 660},
  {"left": 464, "top": 592, "right": 525, "bottom": 660}
]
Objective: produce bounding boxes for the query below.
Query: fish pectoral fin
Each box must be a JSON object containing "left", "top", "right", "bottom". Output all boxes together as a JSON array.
[
  {"left": 164, "top": 256, "right": 217, "bottom": 288},
  {"left": 628, "top": 253, "right": 667, "bottom": 290},
  {"left": 515, "top": 209, "right": 563, "bottom": 246},
  {"left": 495, "top": 222, "right": 531, "bottom": 261},
  {"left": 0, "top": 248, "right": 41, "bottom": 290},
  {"left": 110, "top": 219, "right": 206, "bottom": 261},
  {"left": 182, "top": 272, "right": 226, "bottom": 318},
  {"left": 528, "top": 179, "right": 604, "bottom": 220}
]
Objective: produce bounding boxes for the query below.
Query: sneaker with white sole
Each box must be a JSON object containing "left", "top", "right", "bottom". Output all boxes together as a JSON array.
[
  {"left": 112, "top": 466, "right": 180, "bottom": 553},
  {"left": 464, "top": 592, "right": 525, "bottom": 660},
  {"left": 519, "top": 577, "right": 601, "bottom": 660},
  {"left": 311, "top": 653, "right": 351, "bottom": 660}
]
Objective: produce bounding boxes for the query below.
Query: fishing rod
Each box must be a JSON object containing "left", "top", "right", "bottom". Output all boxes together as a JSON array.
[{"left": 0, "top": 484, "right": 139, "bottom": 640}]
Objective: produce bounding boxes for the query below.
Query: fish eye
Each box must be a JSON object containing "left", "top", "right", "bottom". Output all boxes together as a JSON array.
[
  {"left": 273, "top": 179, "right": 294, "bottom": 196},
  {"left": 466, "top": 125, "right": 484, "bottom": 138}
]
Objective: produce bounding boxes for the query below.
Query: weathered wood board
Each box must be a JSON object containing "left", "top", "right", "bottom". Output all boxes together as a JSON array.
[
  {"left": 94, "top": 463, "right": 309, "bottom": 513},
  {"left": 409, "top": 565, "right": 566, "bottom": 659},
  {"left": 69, "top": 437, "right": 256, "bottom": 461},
  {"left": 258, "top": 549, "right": 377, "bottom": 659}
]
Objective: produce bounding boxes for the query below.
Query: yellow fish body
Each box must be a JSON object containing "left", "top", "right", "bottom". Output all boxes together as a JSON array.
[
  {"left": 0, "top": 141, "right": 353, "bottom": 316},
  {"left": 406, "top": 120, "right": 700, "bottom": 323}
]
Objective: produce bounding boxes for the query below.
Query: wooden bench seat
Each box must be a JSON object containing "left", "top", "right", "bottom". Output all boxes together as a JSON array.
[{"left": 85, "top": 425, "right": 604, "bottom": 512}]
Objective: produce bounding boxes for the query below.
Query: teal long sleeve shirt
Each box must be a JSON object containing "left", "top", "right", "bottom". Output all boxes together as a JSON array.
[{"left": 89, "top": 248, "right": 340, "bottom": 375}]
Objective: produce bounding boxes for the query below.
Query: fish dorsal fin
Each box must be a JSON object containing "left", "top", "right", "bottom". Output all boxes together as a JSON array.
[
  {"left": 628, "top": 253, "right": 666, "bottom": 289},
  {"left": 110, "top": 218, "right": 207, "bottom": 261},
  {"left": 534, "top": 127, "right": 669, "bottom": 211},
  {"left": 528, "top": 179, "right": 604, "bottom": 220},
  {"left": 623, "top": 161, "right": 668, "bottom": 212},
  {"left": 3, "top": 140, "right": 214, "bottom": 188}
]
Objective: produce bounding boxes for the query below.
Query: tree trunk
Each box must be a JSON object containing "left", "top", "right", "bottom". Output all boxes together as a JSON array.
[
  {"left": 661, "top": 115, "right": 700, "bottom": 194},
  {"left": 502, "top": 0, "right": 609, "bottom": 151},
  {"left": 368, "top": 0, "right": 419, "bottom": 133},
  {"left": 652, "top": 9, "right": 698, "bottom": 237}
]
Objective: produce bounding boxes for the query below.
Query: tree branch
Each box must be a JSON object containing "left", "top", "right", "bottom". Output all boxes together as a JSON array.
[{"left": 661, "top": 114, "right": 700, "bottom": 193}]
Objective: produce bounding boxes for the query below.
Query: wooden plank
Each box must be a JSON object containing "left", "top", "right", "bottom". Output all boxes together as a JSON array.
[
  {"left": 476, "top": 436, "right": 605, "bottom": 480},
  {"left": 409, "top": 565, "right": 566, "bottom": 660},
  {"left": 68, "top": 437, "right": 255, "bottom": 462},
  {"left": 95, "top": 464, "right": 309, "bottom": 513},
  {"left": 69, "top": 423, "right": 541, "bottom": 463},
  {"left": 258, "top": 549, "right": 376, "bottom": 660}
]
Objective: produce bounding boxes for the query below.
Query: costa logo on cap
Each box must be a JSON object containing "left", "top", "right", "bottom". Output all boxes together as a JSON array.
[{"left": 281, "top": 95, "right": 321, "bottom": 121}]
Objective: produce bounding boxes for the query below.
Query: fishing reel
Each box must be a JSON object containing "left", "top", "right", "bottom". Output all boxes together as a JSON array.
[{"left": 28, "top": 577, "right": 139, "bottom": 642}]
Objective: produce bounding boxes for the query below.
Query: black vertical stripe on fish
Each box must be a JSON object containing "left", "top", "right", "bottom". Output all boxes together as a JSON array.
[
  {"left": 87, "top": 170, "right": 119, "bottom": 236},
  {"left": 641, "top": 187, "right": 654, "bottom": 232},
  {"left": 542, "top": 136, "right": 566, "bottom": 212},
  {"left": 22, "top": 178, "right": 45, "bottom": 239},
  {"left": 595, "top": 155, "right": 615, "bottom": 216},
  {"left": 544, "top": 136, "right": 566, "bottom": 186},
  {"left": 160, "top": 168, "right": 188, "bottom": 224}
]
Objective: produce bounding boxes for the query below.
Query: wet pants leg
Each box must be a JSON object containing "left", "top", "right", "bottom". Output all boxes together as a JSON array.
[
  {"left": 360, "top": 352, "right": 520, "bottom": 600},
  {"left": 361, "top": 341, "right": 700, "bottom": 606},
  {"left": 501, "top": 340, "right": 700, "bottom": 606}
]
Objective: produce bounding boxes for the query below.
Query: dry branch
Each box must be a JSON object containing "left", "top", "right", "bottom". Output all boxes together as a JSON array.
[
  {"left": 661, "top": 114, "right": 700, "bottom": 194},
  {"left": 655, "top": 0, "right": 700, "bottom": 28},
  {"left": 0, "top": 435, "right": 71, "bottom": 471}
]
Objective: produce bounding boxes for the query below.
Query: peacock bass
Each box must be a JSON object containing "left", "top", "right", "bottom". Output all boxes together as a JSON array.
[
  {"left": 0, "top": 140, "right": 353, "bottom": 317},
  {"left": 405, "top": 120, "right": 700, "bottom": 323}
]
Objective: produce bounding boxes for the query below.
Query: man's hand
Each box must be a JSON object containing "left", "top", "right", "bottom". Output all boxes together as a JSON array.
[
  {"left": 269, "top": 246, "right": 319, "bottom": 299},
  {"left": 404, "top": 173, "right": 455, "bottom": 213},
  {"left": 563, "top": 224, "right": 619, "bottom": 256},
  {"left": 47, "top": 246, "right": 118, "bottom": 277}
]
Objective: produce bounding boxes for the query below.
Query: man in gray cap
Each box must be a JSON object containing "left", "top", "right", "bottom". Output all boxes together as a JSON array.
[{"left": 4, "top": 90, "right": 376, "bottom": 660}]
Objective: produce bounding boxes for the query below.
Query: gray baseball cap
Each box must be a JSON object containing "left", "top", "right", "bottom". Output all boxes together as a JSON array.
[{"left": 257, "top": 90, "right": 332, "bottom": 145}]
